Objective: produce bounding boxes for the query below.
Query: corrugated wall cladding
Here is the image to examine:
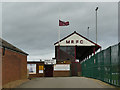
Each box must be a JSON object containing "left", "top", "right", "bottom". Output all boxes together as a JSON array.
[
  {"left": 2, "top": 48, "right": 27, "bottom": 85},
  {"left": 81, "top": 43, "right": 120, "bottom": 87}
]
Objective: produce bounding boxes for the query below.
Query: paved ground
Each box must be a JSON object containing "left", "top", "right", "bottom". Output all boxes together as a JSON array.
[{"left": 17, "top": 77, "right": 114, "bottom": 88}]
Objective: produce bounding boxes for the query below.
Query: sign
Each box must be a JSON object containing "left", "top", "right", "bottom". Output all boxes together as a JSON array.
[
  {"left": 27, "top": 64, "right": 36, "bottom": 74},
  {"left": 66, "top": 40, "right": 83, "bottom": 44},
  {"left": 39, "top": 65, "right": 44, "bottom": 73},
  {"left": 55, "top": 33, "right": 95, "bottom": 46},
  {"left": 44, "top": 59, "right": 56, "bottom": 65},
  {"left": 54, "top": 64, "right": 70, "bottom": 71}
]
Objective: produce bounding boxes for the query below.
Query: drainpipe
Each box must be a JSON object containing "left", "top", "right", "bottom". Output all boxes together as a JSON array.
[{"left": 3, "top": 47, "right": 5, "bottom": 56}]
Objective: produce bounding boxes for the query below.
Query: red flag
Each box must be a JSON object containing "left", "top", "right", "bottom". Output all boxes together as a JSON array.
[{"left": 59, "top": 20, "right": 69, "bottom": 26}]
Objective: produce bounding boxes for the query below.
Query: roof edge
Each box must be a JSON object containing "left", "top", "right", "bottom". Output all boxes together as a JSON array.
[
  {"left": 0, "top": 38, "right": 29, "bottom": 55},
  {"left": 54, "top": 31, "right": 101, "bottom": 48}
]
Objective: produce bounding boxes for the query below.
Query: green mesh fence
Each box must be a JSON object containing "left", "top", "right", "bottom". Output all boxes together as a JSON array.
[{"left": 81, "top": 43, "right": 120, "bottom": 87}]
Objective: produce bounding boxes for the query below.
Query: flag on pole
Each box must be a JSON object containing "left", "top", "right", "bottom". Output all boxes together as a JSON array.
[{"left": 59, "top": 20, "right": 69, "bottom": 26}]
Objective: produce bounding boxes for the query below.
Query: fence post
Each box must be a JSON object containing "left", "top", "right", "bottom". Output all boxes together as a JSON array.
[
  {"left": 109, "top": 46, "right": 112, "bottom": 84},
  {"left": 118, "top": 43, "right": 120, "bottom": 86}
]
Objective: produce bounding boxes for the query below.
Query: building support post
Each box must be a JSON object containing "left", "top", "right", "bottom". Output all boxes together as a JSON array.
[
  {"left": 93, "top": 47, "right": 96, "bottom": 64},
  {"left": 100, "top": 47, "right": 102, "bottom": 51},
  {"left": 75, "top": 46, "right": 76, "bottom": 62},
  {"left": 93, "top": 48, "right": 95, "bottom": 55},
  {"left": 58, "top": 45, "right": 60, "bottom": 60}
]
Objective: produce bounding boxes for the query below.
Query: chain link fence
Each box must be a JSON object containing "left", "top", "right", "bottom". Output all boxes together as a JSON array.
[{"left": 81, "top": 43, "right": 120, "bottom": 87}]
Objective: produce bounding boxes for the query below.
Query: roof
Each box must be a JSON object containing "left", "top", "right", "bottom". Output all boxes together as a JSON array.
[
  {"left": 0, "top": 38, "right": 28, "bottom": 55},
  {"left": 54, "top": 31, "right": 101, "bottom": 61},
  {"left": 54, "top": 31, "right": 101, "bottom": 48},
  {"left": 27, "top": 61, "right": 44, "bottom": 63}
]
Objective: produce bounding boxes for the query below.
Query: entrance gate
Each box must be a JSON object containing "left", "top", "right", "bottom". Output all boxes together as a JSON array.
[
  {"left": 71, "top": 62, "right": 81, "bottom": 76},
  {"left": 44, "top": 65, "right": 53, "bottom": 77}
]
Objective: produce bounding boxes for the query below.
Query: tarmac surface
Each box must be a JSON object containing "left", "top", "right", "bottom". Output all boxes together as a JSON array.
[{"left": 17, "top": 77, "right": 114, "bottom": 88}]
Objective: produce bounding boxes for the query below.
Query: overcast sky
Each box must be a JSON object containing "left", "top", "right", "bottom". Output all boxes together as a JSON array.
[{"left": 2, "top": 2, "right": 118, "bottom": 60}]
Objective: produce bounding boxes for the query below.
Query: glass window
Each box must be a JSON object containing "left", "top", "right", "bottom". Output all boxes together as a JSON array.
[{"left": 27, "top": 64, "right": 36, "bottom": 74}]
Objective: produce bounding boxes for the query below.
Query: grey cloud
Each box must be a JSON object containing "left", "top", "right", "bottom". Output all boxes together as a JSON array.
[{"left": 2, "top": 2, "right": 118, "bottom": 60}]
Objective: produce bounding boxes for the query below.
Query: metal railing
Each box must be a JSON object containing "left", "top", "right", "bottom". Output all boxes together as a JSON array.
[{"left": 81, "top": 43, "right": 120, "bottom": 87}]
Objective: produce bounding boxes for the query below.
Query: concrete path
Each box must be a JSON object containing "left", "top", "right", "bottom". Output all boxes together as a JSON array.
[{"left": 17, "top": 77, "right": 113, "bottom": 88}]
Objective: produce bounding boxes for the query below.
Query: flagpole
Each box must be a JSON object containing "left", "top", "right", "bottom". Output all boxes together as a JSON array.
[
  {"left": 59, "top": 7, "right": 61, "bottom": 44},
  {"left": 58, "top": 22, "right": 60, "bottom": 44},
  {"left": 58, "top": 7, "right": 61, "bottom": 60},
  {"left": 58, "top": 22, "right": 60, "bottom": 60}
]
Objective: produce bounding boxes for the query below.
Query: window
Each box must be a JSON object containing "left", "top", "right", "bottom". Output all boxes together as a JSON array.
[{"left": 27, "top": 64, "right": 36, "bottom": 74}]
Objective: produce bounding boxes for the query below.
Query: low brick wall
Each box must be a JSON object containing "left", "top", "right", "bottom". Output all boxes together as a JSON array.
[
  {"left": 53, "top": 61, "right": 71, "bottom": 77},
  {"left": 29, "top": 73, "right": 44, "bottom": 78},
  {"left": 53, "top": 71, "right": 70, "bottom": 77}
]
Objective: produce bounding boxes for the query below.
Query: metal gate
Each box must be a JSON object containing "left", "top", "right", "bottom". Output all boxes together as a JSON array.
[{"left": 71, "top": 62, "right": 81, "bottom": 76}]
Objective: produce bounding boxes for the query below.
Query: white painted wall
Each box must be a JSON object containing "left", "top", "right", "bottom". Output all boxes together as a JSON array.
[{"left": 55, "top": 33, "right": 95, "bottom": 46}]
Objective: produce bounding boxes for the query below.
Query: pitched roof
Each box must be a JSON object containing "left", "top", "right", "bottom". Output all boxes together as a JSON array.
[
  {"left": 54, "top": 31, "right": 101, "bottom": 48},
  {"left": 0, "top": 38, "right": 28, "bottom": 55}
]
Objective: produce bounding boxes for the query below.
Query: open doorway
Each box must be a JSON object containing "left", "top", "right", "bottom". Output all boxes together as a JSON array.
[{"left": 44, "top": 65, "right": 53, "bottom": 77}]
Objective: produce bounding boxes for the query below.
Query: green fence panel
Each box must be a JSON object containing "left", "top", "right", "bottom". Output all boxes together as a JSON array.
[
  {"left": 118, "top": 43, "right": 120, "bottom": 86},
  {"left": 104, "top": 47, "right": 111, "bottom": 66},
  {"left": 81, "top": 43, "right": 120, "bottom": 87}
]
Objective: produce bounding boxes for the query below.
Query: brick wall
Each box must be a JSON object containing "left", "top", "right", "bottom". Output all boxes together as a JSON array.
[
  {"left": 53, "top": 71, "right": 70, "bottom": 77},
  {"left": 2, "top": 48, "right": 27, "bottom": 85},
  {"left": 53, "top": 61, "right": 71, "bottom": 77}
]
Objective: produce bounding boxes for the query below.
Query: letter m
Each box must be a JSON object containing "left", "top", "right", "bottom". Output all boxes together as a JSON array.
[{"left": 66, "top": 40, "right": 70, "bottom": 43}]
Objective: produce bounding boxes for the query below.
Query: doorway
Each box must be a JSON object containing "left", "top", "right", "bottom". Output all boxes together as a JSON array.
[{"left": 44, "top": 65, "right": 53, "bottom": 77}]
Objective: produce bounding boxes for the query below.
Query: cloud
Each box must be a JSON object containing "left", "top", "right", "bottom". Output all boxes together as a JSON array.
[{"left": 2, "top": 2, "right": 118, "bottom": 60}]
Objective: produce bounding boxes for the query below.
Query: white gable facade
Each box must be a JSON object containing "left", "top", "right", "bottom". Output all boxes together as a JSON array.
[{"left": 55, "top": 33, "right": 95, "bottom": 46}]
